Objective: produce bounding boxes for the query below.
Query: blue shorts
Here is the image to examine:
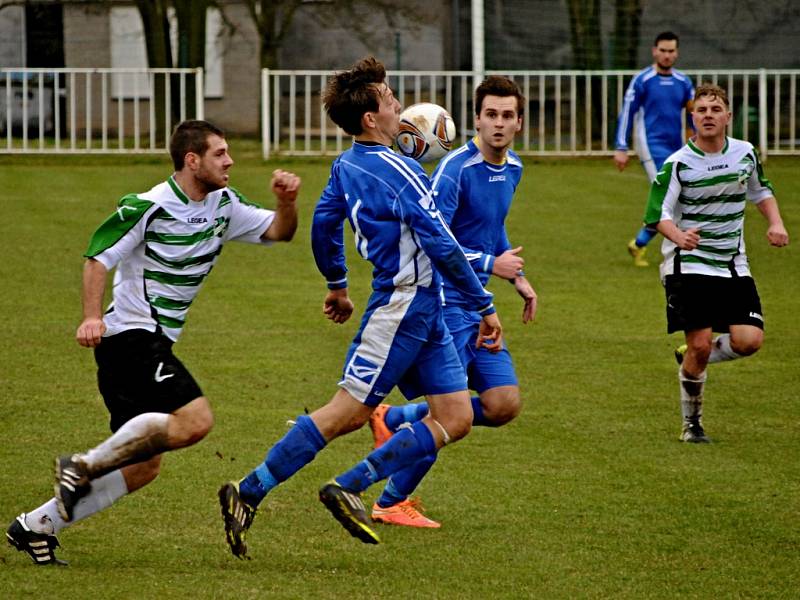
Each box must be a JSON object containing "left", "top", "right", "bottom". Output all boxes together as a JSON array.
[
  {"left": 339, "top": 286, "right": 467, "bottom": 406},
  {"left": 443, "top": 306, "right": 518, "bottom": 393}
]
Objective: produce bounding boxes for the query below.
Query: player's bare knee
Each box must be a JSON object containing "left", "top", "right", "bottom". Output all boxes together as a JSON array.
[
  {"left": 489, "top": 405, "right": 520, "bottom": 427},
  {"left": 482, "top": 388, "right": 522, "bottom": 426},
  {"left": 687, "top": 338, "right": 712, "bottom": 361},
  {"left": 445, "top": 415, "right": 472, "bottom": 442},
  {"left": 171, "top": 399, "right": 214, "bottom": 447},
  {"left": 427, "top": 412, "right": 471, "bottom": 444},
  {"left": 311, "top": 390, "right": 372, "bottom": 439},
  {"left": 731, "top": 332, "right": 763, "bottom": 356},
  {"left": 187, "top": 407, "right": 214, "bottom": 443}
]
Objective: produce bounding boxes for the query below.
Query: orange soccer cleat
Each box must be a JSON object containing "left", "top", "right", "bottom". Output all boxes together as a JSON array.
[
  {"left": 369, "top": 404, "right": 393, "bottom": 449},
  {"left": 371, "top": 498, "right": 441, "bottom": 529}
]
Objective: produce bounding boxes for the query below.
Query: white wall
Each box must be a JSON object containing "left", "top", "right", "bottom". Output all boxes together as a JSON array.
[{"left": 0, "top": 6, "right": 25, "bottom": 67}]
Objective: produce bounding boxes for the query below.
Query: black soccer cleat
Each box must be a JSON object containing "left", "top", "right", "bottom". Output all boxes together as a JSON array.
[
  {"left": 318, "top": 480, "right": 380, "bottom": 545},
  {"left": 218, "top": 481, "right": 257, "bottom": 559},
  {"left": 6, "top": 514, "right": 67, "bottom": 566},
  {"left": 54, "top": 454, "right": 91, "bottom": 522},
  {"left": 680, "top": 418, "right": 711, "bottom": 443}
]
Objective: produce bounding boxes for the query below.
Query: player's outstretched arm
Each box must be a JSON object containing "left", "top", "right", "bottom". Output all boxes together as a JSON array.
[
  {"left": 755, "top": 197, "right": 789, "bottom": 247},
  {"left": 76, "top": 258, "right": 108, "bottom": 348},
  {"left": 263, "top": 169, "right": 300, "bottom": 241},
  {"left": 323, "top": 288, "right": 354, "bottom": 324}
]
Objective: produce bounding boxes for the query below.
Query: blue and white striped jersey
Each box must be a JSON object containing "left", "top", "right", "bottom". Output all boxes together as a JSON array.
[
  {"left": 430, "top": 139, "right": 523, "bottom": 309},
  {"left": 615, "top": 66, "right": 694, "bottom": 161},
  {"left": 311, "top": 141, "right": 495, "bottom": 316}
]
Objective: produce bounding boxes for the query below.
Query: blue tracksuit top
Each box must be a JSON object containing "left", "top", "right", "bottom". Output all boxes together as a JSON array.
[
  {"left": 431, "top": 139, "right": 523, "bottom": 309},
  {"left": 311, "top": 141, "right": 495, "bottom": 316},
  {"left": 615, "top": 66, "right": 694, "bottom": 162}
]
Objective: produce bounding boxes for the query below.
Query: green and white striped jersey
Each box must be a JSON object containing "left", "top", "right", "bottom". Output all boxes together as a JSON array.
[
  {"left": 644, "top": 137, "right": 774, "bottom": 279},
  {"left": 85, "top": 176, "right": 275, "bottom": 341}
]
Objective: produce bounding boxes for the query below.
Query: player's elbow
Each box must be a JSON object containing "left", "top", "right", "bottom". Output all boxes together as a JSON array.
[
  {"left": 264, "top": 219, "right": 298, "bottom": 242},
  {"left": 277, "top": 224, "right": 297, "bottom": 242}
]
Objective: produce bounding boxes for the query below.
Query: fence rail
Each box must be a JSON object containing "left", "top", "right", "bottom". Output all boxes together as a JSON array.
[
  {"left": 2, "top": 67, "right": 798, "bottom": 159},
  {"left": 0, "top": 67, "right": 203, "bottom": 154},
  {"left": 262, "top": 68, "right": 800, "bottom": 160}
]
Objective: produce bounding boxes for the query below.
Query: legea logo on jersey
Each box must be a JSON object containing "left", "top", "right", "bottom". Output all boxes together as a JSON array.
[
  {"left": 347, "top": 354, "right": 379, "bottom": 384},
  {"left": 488, "top": 175, "right": 506, "bottom": 182}
]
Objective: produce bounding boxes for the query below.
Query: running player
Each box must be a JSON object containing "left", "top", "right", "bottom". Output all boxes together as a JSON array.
[
  {"left": 6, "top": 120, "right": 299, "bottom": 565},
  {"left": 644, "top": 83, "right": 788, "bottom": 442},
  {"left": 217, "top": 56, "right": 502, "bottom": 556},
  {"left": 368, "top": 75, "right": 537, "bottom": 528},
  {"left": 615, "top": 31, "right": 694, "bottom": 266}
]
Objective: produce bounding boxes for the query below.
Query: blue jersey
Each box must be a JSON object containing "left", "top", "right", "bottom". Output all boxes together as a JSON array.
[
  {"left": 430, "top": 139, "right": 523, "bottom": 310},
  {"left": 615, "top": 66, "right": 694, "bottom": 166},
  {"left": 312, "top": 141, "right": 494, "bottom": 316}
]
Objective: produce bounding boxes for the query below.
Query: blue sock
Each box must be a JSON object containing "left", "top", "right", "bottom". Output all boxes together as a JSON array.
[
  {"left": 384, "top": 402, "right": 429, "bottom": 432},
  {"left": 634, "top": 226, "right": 657, "bottom": 248},
  {"left": 470, "top": 395, "right": 490, "bottom": 427},
  {"left": 335, "top": 420, "right": 437, "bottom": 493},
  {"left": 404, "top": 402, "right": 430, "bottom": 423},
  {"left": 238, "top": 415, "right": 326, "bottom": 507},
  {"left": 376, "top": 452, "right": 438, "bottom": 508}
]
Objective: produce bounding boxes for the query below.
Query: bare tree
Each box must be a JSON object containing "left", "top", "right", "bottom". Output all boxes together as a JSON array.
[
  {"left": 135, "top": 0, "right": 172, "bottom": 69},
  {"left": 566, "top": 0, "right": 604, "bottom": 69},
  {"left": 173, "top": 0, "right": 210, "bottom": 118},
  {"left": 236, "top": 0, "right": 433, "bottom": 70},
  {"left": 611, "top": 0, "right": 641, "bottom": 69},
  {"left": 133, "top": 0, "right": 172, "bottom": 139}
]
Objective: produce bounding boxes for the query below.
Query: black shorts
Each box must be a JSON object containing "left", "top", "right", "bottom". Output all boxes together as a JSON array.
[
  {"left": 664, "top": 274, "right": 764, "bottom": 334},
  {"left": 94, "top": 329, "right": 203, "bottom": 432}
]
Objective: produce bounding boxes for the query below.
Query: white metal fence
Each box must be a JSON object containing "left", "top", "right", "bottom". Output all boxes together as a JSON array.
[
  {"left": 1, "top": 67, "right": 203, "bottom": 153},
  {"left": 262, "top": 68, "right": 800, "bottom": 160},
  {"left": 3, "top": 67, "right": 798, "bottom": 160}
]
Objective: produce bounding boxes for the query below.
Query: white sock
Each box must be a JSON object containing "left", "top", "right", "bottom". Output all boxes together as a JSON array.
[
  {"left": 25, "top": 469, "right": 129, "bottom": 535},
  {"left": 679, "top": 367, "right": 707, "bottom": 422},
  {"left": 708, "top": 334, "right": 742, "bottom": 364},
  {"left": 82, "top": 413, "right": 170, "bottom": 478}
]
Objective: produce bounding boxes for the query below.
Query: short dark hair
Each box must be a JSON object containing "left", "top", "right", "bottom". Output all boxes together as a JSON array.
[
  {"left": 169, "top": 120, "right": 225, "bottom": 170},
  {"left": 322, "top": 56, "right": 387, "bottom": 136},
  {"left": 654, "top": 31, "right": 679, "bottom": 47},
  {"left": 694, "top": 83, "right": 730, "bottom": 108},
  {"left": 474, "top": 75, "right": 525, "bottom": 118}
]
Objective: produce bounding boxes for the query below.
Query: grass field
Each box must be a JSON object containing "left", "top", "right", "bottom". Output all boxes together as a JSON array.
[{"left": 0, "top": 147, "right": 798, "bottom": 599}]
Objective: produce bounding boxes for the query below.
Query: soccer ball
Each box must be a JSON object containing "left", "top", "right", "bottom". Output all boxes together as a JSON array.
[{"left": 395, "top": 103, "right": 456, "bottom": 163}]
